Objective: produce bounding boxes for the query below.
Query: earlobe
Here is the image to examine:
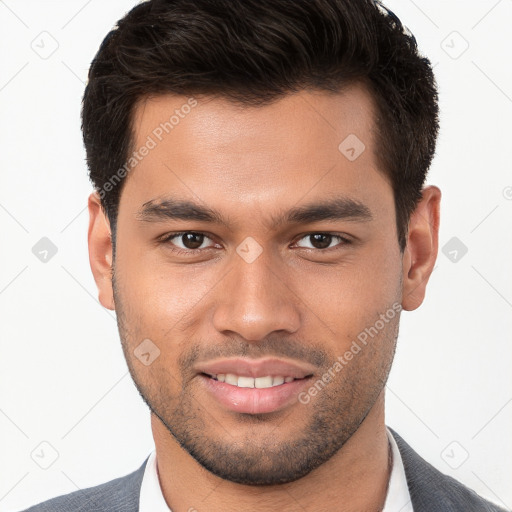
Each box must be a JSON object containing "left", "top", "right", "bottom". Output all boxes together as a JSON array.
[
  {"left": 401, "top": 185, "right": 441, "bottom": 311},
  {"left": 87, "top": 191, "right": 115, "bottom": 310}
]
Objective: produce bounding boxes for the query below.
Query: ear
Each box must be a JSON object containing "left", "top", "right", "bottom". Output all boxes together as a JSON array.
[
  {"left": 88, "top": 191, "right": 115, "bottom": 310},
  {"left": 401, "top": 185, "right": 441, "bottom": 311}
]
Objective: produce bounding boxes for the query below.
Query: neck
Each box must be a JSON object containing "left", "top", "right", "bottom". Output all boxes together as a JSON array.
[{"left": 152, "top": 390, "right": 391, "bottom": 512}]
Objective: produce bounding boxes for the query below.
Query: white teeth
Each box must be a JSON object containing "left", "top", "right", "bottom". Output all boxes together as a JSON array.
[
  {"left": 272, "top": 376, "right": 284, "bottom": 386},
  {"left": 211, "top": 373, "right": 299, "bottom": 388},
  {"left": 237, "top": 376, "right": 255, "bottom": 388},
  {"left": 255, "top": 376, "right": 273, "bottom": 388},
  {"left": 225, "top": 373, "right": 238, "bottom": 385}
]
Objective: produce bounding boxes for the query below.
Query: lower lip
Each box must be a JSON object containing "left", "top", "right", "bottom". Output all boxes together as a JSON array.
[{"left": 199, "top": 374, "right": 312, "bottom": 414}]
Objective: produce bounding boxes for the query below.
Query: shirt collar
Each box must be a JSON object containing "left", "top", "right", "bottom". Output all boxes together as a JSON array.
[{"left": 383, "top": 426, "right": 414, "bottom": 511}]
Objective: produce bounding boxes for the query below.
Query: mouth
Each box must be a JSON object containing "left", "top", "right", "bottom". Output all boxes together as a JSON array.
[
  {"left": 196, "top": 359, "right": 315, "bottom": 414},
  {"left": 203, "top": 373, "right": 309, "bottom": 389}
]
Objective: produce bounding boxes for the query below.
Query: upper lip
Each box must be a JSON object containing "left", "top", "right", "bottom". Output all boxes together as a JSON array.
[{"left": 196, "top": 357, "right": 316, "bottom": 379}]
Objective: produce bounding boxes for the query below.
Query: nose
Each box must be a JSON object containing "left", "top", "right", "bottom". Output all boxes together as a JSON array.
[{"left": 212, "top": 250, "right": 301, "bottom": 342}]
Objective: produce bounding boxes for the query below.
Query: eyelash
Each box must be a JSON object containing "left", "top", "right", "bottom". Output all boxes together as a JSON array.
[{"left": 158, "top": 231, "right": 352, "bottom": 256}]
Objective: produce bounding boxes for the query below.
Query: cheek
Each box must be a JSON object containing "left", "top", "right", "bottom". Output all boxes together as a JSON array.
[
  {"left": 298, "top": 247, "right": 401, "bottom": 340},
  {"left": 115, "top": 249, "right": 223, "bottom": 340}
]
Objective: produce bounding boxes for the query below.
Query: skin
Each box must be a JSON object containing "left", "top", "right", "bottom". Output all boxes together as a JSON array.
[{"left": 88, "top": 83, "right": 440, "bottom": 512}]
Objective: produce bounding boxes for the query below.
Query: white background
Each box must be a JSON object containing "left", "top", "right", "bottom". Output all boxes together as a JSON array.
[{"left": 0, "top": 1, "right": 511, "bottom": 510}]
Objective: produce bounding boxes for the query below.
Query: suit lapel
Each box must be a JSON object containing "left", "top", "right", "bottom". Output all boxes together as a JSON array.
[
  {"left": 117, "top": 456, "right": 150, "bottom": 511},
  {"left": 388, "top": 427, "right": 450, "bottom": 512}
]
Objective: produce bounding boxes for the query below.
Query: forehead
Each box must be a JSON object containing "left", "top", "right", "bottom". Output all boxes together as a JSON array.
[{"left": 123, "top": 84, "right": 392, "bottom": 227}]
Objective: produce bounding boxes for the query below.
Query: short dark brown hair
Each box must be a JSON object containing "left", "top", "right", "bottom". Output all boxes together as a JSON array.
[{"left": 81, "top": 0, "right": 439, "bottom": 253}]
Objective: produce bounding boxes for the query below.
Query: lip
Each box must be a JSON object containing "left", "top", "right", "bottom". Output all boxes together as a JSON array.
[
  {"left": 195, "top": 357, "right": 316, "bottom": 415},
  {"left": 199, "top": 373, "right": 313, "bottom": 414},
  {"left": 196, "top": 357, "right": 316, "bottom": 379}
]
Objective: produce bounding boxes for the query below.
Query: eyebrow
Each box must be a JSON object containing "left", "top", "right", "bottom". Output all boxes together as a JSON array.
[{"left": 136, "top": 196, "right": 373, "bottom": 229}]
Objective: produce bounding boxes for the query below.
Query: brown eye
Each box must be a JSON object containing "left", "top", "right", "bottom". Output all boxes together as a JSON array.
[
  {"left": 179, "top": 232, "right": 206, "bottom": 249},
  {"left": 309, "top": 234, "right": 332, "bottom": 249},
  {"left": 161, "top": 231, "right": 214, "bottom": 252},
  {"left": 295, "top": 233, "right": 351, "bottom": 250}
]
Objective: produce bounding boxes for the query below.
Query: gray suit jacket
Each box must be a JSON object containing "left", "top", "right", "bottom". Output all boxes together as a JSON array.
[{"left": 20, "top": 428, "right": 508, "bottom": 511}]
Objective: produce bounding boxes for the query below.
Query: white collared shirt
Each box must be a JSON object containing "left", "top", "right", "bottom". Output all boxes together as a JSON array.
[{"left": 139, "top": 427, "right": 413, "bottom": 511}]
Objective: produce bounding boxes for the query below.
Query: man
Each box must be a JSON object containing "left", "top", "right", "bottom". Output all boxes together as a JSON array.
[{"left": 21, "top": 0, "right": 506, "bottom": 511}]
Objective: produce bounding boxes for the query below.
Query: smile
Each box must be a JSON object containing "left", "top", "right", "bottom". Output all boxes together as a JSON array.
[{"left": 205, "top": 373, "right": 302, "bottom": 389}]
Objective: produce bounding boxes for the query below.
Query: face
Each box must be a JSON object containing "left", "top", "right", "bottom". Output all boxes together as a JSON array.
[{"left": 106, "top": 85, "right": 406, "bottom": 485}]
